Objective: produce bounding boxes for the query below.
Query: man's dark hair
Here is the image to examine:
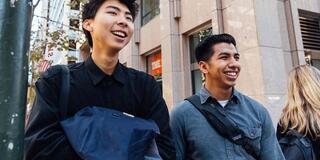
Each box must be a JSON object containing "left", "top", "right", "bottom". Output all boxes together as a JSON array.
[
  {"left": 195, "top": 33, "right": 236, "bottom": 63},
  {"left": 82, "top": 0, "right": 139, "bottom": 47}
]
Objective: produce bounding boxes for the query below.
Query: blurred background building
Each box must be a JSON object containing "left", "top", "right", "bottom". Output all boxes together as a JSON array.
[
  {"left": 118, "top": 0, "right": 320, "bottom": 122},
  {"left": 39, "top": 0, "right": 83, "bottom": 65}
]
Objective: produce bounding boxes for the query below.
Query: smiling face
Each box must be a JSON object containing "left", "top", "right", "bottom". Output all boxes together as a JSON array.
[
  {"left": 199, "top": 42, "right": 241, "bottom": 89},
  {"left": 83, "top": 0, "right": 134, "bottom": 52}
]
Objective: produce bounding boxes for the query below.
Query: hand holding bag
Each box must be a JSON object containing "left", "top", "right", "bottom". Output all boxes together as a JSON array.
[{"left": 58, "top": 66, "right": 161, "bottom": 160}]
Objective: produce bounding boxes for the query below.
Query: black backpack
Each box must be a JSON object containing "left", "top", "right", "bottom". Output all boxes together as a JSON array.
[{"left": 278, "top": 129, "right": 316, "bottom": 160}]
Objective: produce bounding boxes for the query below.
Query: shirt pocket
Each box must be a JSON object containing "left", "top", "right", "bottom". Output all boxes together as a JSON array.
[{"left": 239, "top": 126, "right": 262, "bottom": 157}]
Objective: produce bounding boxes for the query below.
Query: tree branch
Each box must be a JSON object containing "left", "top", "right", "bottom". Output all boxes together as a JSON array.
[
  {"left": 33, "top": 15, "right": 82, "bottom": 32},
  {"left": 32, "top": 0, "right": 41, "bottom": 13}
]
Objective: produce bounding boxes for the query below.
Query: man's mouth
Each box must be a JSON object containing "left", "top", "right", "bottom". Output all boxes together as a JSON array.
[
  {"left": 111, "top": 31, "right": 127, "bottom": 38},
  {"left": 224, "top": 71, "right": 238, "bottom": 79}
]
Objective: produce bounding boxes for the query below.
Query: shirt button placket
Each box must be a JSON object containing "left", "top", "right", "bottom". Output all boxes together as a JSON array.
[
  {"left": 107, "top": 80, "right": 112, "bottom": 86},
  {"left": 103, "top": 80, "right": 111, "bottom": 105}
]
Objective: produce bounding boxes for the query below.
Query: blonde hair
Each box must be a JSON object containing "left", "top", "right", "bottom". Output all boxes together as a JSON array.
[{"left": 279, "top": 65, "right": 320, "bottom": 139}]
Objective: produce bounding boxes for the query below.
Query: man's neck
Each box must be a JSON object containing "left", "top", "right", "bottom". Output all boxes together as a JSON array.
[
  {"left": 204, "top": 81, "right": 233, "bottom": 101},
  {"left": 91, "top": 47, "right": 119, "bottom": 75}
]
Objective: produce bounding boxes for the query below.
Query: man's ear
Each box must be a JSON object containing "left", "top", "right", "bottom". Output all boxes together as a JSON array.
[
  {"left": 83, "top": 19, "right": 93, "bottom": 32},
  {"left": 199, "top": 61, "right": 209, "bottom": 74}
]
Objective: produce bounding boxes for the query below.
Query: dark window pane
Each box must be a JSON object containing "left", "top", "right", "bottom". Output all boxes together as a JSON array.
[
  {"left": 312, "top": 59, "right": 320, "bottom": 70},
  {"left": 189, "top": 34, "right": 200, "bottom": 64},
  {"left": 69, "top": 40, "right": 76, "bottom": 51},
  {"left": 189, "top": 27, "right": 212, "bottom": 63},
  {"left": 141, "top": 0, "right": 160, "bottom": 25},
  {"left": 189, "top": 27, "right": 212, "bottom": 93},
  {"left": 70, "top": 0, "right": 80, "bottom": 10},
  {"left": 68, "top": 60, "right": 76, "bottom": 64},
  {"left": 69, "top": 19, "right": 79, "bottom": 30},
  {"left": 191, "top": 69, "right": 202, "bottom": 94}
]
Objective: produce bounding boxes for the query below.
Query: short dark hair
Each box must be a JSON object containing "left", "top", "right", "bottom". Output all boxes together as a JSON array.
[
  {"left": 195, "top": 33, "right": 236, "bottom": 63},
  {"left": 82, "top": 0, "right": 139, "bottom": 47}
]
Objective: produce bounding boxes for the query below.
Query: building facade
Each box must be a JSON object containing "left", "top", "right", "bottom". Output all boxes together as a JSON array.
[
  {"left": 41, "top": 0, "right": 83, "bottom": 65},
  {"left": 119, "top": 0, "right": 320, "bottom": 122}
]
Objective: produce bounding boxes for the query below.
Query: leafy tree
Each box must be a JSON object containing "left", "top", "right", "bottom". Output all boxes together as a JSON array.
[{"left": 27, "top": 0, "right": 86, "bottom": 106}]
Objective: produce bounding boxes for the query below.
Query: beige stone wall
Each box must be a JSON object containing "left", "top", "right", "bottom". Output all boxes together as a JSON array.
[
  {"left": 160, "top": 0, "right": 184, "bottom": 110},
  {"left": 119, "top": 0, "right": 318, "bottom": 123},
  {"left": 140, "top": 16, "right": 161, "bottom": 54},
  {"left": 253, "top": 0, "right": 290, "bottom": 122},
  {"left": 179, "top": 0, "right": 214, "bottom": 34},
  {"left": 222, "top": 0, "right": 263, "bottom": 96},
  {"left": 297, "top": 0, "right": 320, "bottom": 13},
  {"left": 220, "top": 0, "right": 268, "bottom": 110}
]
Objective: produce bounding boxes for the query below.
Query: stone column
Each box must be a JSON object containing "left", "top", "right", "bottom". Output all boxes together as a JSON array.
[{"left": 160, "top": 0, "right": 184, "bottom": 110}]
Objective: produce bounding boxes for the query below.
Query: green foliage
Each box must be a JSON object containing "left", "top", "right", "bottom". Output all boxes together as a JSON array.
[
  {"left": 68, "top": 0, "right": 87, "bottom": 9},
  {"left": 47, "top": 30, "right": 69, "bottom": 51},
  {"left": 29, "top": 0, "right": 86, "bottom": 86}
]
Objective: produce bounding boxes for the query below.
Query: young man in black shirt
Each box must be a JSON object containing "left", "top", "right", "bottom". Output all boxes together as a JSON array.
[{"left": 25, "top": 0, "right": 176, "bottom": 159}]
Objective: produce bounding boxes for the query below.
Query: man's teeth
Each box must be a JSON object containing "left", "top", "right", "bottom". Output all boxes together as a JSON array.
[
  {"left": 112, "top": 31, "right": 126, "bottom": 37},
  {"left": 226, "top": 72, "right": 236, "bottom": 76}
]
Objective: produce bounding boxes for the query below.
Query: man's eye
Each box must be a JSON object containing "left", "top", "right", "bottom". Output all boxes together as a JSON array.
[
  {"left": 235, "top": 56, "right": 240, "bottom": 61},
  {"left": 220, "top": 56, "right": 228, "bottom": 59},
  {"left": 126, "top": 17, "right": 133, "bottom": 22},
  {"left": 107, "top": 11, "right": 117, "bottom": 15}
]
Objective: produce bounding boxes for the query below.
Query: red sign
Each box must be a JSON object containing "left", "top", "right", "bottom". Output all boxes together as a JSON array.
[{"left": 150, "top": 52, "right": 162, "bottom": 77}]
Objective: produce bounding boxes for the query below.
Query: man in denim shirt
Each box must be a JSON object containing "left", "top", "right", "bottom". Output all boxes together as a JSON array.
[{"left": 170, "top": 34, "right": 284, "bottom": 160}]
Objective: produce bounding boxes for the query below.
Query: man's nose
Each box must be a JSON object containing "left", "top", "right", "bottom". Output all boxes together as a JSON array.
[
  {"left": 117, "top": 15, "right": 128, "bottom": 27},
  {"left": 228, "top": 58, "right": 240, "bottom": 68}
]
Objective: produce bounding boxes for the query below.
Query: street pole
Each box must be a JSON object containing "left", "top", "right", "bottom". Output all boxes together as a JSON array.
[{"left": 0, "top": 0, "right": 32, "bottom": 159}]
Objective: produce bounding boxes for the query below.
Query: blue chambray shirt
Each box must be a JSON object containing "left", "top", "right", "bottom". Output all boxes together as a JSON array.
[{"left": 170, "top": 86, "right": 285, "bottom": 160}]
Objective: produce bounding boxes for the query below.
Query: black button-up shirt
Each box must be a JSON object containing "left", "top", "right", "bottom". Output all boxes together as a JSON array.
[{"left": 25, "top": 56, "right": 176, "bottom": 160}]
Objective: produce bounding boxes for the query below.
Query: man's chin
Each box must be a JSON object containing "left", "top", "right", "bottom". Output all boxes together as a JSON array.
[
  {"left": 108, "top": 45, "right": 126, "bottom": 52},
  {"left": 224, "top": 82, "right": 237, "bottom": 88},
  {"left": 110, "top": 42, "right": 128, "bottom": 51}
]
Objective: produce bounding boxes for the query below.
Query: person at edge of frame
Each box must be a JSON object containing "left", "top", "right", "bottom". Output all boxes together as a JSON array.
[{"left": 277, "top": 65, "right": 320, "bottom": 160}]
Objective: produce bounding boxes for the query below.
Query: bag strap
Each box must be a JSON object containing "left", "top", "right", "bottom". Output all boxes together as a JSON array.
[
  {"left": 58, "top": 65, "right": 70, "bottom": 120},
  {"left": 186, "top": 95, "right": 260, "bottom": 160}
]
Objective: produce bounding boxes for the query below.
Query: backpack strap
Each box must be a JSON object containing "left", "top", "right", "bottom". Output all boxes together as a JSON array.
[
  {"left": 58, "top": 65, "right": 70, "bottom": 120},
  {"left": 186, "top": 95, "right": 260, "bottom": 160}
]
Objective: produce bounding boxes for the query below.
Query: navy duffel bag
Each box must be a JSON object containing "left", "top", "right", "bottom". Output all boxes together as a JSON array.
[
  {"left": 57, "top": 66, "right": 161, "bottom": 160},
  {"left": 60, "top": 106, "right": 161, "bottom": 160}
]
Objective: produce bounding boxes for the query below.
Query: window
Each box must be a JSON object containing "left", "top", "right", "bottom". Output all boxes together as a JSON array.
[
  {"left": 299, "top": 10, "right": 320, "bottom": 69},
  {"left": 191, "top": 70, "right": 203, "bottom": 94},
  {"left": 189, "top": 27, "right": 212, "bottom": 94},
  {"left": 141, "top": 0, "right": 160, "bottom": 26},
  {"left": 305, "top": 50, "right": 320, "bottom": 69},
  {"left": 69, "top": 19, "right": 79, "bottom": 30},
  {"left": 70, "top": 0, "right": 80, "bottom": 10},
  {"left": 311, "top": 58, "right": 320, "bottom": 69},
  {"left": 68, "top": 39, "right": 77, "bottom": 64},
  {"left": 68, "top": 39, "right": 76, "bottom": 51},
  {"left": 68, "top": 60, "right": 76, "bottom": 64},
  {"left": 146, "top": 51, "right": 163, "bottom": 94}
]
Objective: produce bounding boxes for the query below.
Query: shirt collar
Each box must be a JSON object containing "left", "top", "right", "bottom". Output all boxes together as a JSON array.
[
  {"left": 85, "top": 56, "right": 126, "bottom": 86},
  {"left": 199, "top": 86, "right": 240, "bottom": 104}
]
